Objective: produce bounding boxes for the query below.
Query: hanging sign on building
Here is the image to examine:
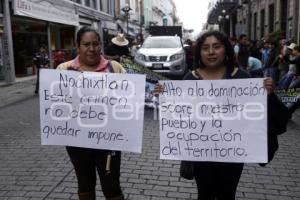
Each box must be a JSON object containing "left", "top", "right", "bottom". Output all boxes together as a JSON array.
[{"left": 14, "top": 0, "right": 79, "bottom": 26}]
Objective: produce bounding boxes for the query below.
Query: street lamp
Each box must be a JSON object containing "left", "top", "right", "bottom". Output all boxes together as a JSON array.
[
  {"left": 218, "top": 9, "right": 229, "bottom": 33},
  {"left": 121, "top": 3, "right": 132, "bottom": 36}
]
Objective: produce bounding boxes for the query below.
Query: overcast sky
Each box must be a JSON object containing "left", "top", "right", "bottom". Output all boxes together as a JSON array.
[{"left": 173, "top": 0, "right": 209, "bottom": 37}]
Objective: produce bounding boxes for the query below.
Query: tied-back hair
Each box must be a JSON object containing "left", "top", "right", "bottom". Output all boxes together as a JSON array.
[
  {"left": 76, "top": 26, "right": 101, "bottom": 47},
  {"left": 194, "top": 31, "right": 238, "bottom": 74}
]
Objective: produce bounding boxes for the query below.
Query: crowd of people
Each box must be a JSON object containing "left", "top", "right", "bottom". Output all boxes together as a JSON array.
[
  {"left": 232, "top": 35, "right": 300, "bottom": 88},
  {"left": 233, "top": 35, "right": 300, "bottom": 117},
  {"left": 184, "top": 34, "right": 300, "bottom": 118},
  {"left": 185, "top": 34, "right": 300, "bottom": 87}
]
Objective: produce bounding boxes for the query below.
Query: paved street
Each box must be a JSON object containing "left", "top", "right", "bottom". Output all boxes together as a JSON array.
[
  {"left": 0, "top": 76, "right": 36, "bottom": 109},
  {"left": 0, "top": 89, "right": 300, "bottom": 199}
]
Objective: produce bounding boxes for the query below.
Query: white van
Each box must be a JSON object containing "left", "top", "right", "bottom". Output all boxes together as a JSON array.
[{"left": 134, "top": 35, "right": 187, "bottom": 77}]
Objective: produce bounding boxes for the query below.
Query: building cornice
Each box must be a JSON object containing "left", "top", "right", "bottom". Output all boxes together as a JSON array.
[{"left": 71, "top": 1, "right": 114, "bottom": 20}]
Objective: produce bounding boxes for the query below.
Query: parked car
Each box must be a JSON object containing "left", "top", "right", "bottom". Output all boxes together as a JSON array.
[{"left": 134, "top": 35, "right": 187, "bottom": 77}]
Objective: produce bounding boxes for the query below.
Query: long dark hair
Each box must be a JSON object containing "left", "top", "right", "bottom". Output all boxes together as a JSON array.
[
  {"left": 194, "top": 31, "right": 237, "bottom": 74},
  {"left": 76, "top": 26, "right": 101, "bottom": 47}
]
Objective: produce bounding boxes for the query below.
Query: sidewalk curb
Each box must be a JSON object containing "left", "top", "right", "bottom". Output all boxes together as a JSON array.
[{"left": 0, "top": 76, "right": 37, "bottom": 108}]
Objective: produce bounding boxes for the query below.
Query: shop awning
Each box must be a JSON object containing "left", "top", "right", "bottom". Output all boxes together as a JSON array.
[{"left": 14, "top": 0, "right": 79, "bottom": 26}]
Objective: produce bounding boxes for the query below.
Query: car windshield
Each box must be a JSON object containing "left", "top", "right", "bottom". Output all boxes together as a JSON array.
[{"left": 142, "top": 37, "right": 182, "bottom": 48}]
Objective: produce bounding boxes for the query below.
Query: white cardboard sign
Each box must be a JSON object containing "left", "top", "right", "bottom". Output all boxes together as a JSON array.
[
  {"left": 40, "top": 69, "right": 145, "bottom": 153},
  {"left": 159, "top": 79, "right": 268, "bottom": 163}
]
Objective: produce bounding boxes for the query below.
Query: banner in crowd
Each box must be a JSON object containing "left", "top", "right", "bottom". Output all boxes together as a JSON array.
[
  {"left": 275, "top": 88, "right": 300, "bottom": 105},
  {"left": 159, "top": 78, "right": 268, "bottom": 163},
  {"left": 121, "top": 58, "right": 169, "bottom": 83},
  {"left": 40, "top": 69, "right": 146, "bottom": 153}
]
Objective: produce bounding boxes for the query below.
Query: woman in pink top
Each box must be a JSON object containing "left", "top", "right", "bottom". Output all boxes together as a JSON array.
[{"left": 57, "top": 26, "right": 125, "bottom": 200}]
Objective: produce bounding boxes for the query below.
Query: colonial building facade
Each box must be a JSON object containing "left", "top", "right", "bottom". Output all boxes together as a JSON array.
[{"left": 207, "top": 0, "right": 300, "bottom": 43}]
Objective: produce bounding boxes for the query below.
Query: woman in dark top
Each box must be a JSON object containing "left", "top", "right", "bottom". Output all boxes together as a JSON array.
[
  {"left": 185, "top": 31, "right": 252, "bottom": 200},
  {"left": 155, "top": 31, "right": 281, "bottom": 200}
]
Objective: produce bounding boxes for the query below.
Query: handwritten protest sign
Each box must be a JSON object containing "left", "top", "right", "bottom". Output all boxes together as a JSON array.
[
  {"left": 40, "top": 69, "right": 145, "bottom": 153},
  {"left": 159, "top": 79, "right": 268, "bottom": 163}
]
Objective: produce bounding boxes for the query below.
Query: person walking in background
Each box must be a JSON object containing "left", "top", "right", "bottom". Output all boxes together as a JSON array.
[
  {"left": 261, "top": 40, "right": 271, "bottom": 69},
  {"left": 287, "top": 45, "right": 300, "bottom": 116},
  {"left": 184, "top": 39, "right": 195, "bottom": 71},
  {"left": 229, "top": 37, "right": 237, "bottom": 47},
  {"left": 288, "top": 45, "right": 300, "bottom": 88},
  {"left": 104, "top": 33, "right": 130, "bottom": 62},
  {"left": 278, "top": 43, "right": 297, "bottom": 89},
  {"left": 57, "top": 26, "right": 125, "bottom": 200},
  {"left": 130, "top": 38, "right": 141, "bottom": 58},
  {"left": 278, "top": 39, "right": 289, "bottom": 78},
  {"left": 264, "top": 41, "right": 279, "bottom": 84},
  {"left": 247, "top": 55, "right": 263, "bottom": 78},
  {"left": 155, "top": 31, "right": 287, "bottom": 200},
  {"left": 234, "top": 34, "right": 250, "bottom": 70},
  {"left": 286, "top": 43, "right": 297, "bottom": 74},
  {"left": 33, "top": 45, "right": 49, "bottom": 94},
  {"left": 278, "top": 43, "right": 298, "bottom": 89},
  {"left": 249, "top": 40, "right": 262, "bottom": 59},
  {"left": 53, "top": 50, "right": 65, "bottom": 68},
  {"left": 71, "top": 46, "right": 78, "bottom": 59}
]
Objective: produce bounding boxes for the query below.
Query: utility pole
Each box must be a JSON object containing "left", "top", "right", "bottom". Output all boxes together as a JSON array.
[{"left": 3, "top": 0, "right": 15, "bottom": 83}]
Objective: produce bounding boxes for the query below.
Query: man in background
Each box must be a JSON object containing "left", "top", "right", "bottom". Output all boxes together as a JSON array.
[
  {"left": 33, "top": 45, "right": 49, "bottom": 94},
  {"left": 234, "top": 34, "right": 250, "bottom": 70},
  {"left": 104, "top": 33, "right": 130, "bottom": 62}
]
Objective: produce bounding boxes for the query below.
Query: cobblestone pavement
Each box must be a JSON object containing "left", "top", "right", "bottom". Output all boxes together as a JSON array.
[{"left": 0, "top": 96, "right": 299, "bottom": 200}]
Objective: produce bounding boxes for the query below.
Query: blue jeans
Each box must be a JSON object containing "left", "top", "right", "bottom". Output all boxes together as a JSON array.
[
  {"left": 278, "top": 73, "right": 294, "bottom": 89},
  {"left": 264, "top": 68, "right": 279, "bottom": 83}
]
